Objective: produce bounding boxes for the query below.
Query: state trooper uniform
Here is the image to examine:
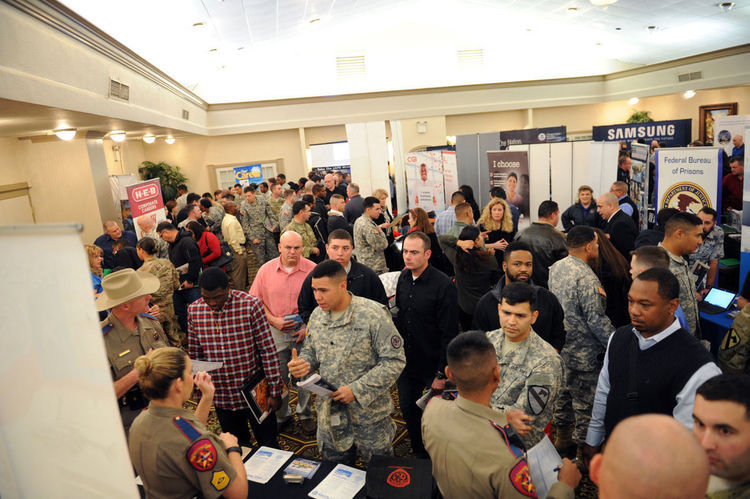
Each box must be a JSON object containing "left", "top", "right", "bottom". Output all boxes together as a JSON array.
[
  {"left": 298, "top": 294, "right": 406, "bottom": 464},
  {"left": 96, "top": 269, "right": 169, "bottom": 434},
  {"left": 486, "top": 328, "right": 563, "bottom": 448},
  {"left": 129, "top": 405, "right": 238, "bottom": 499}
]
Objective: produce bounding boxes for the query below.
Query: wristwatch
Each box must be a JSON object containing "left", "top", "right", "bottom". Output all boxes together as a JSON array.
[
  {"left": 226, "top": 446, "right": 242, "bottom": 455},
  {"left": 434, "top": 370, "right": 447, "bottom": 380}
]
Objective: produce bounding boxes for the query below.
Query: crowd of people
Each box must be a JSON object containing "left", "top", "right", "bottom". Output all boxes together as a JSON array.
[{"left": 83, "top": 158, "right": 750, "bottom": 498}]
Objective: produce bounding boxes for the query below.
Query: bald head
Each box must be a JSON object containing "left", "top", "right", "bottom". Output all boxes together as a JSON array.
[
  {"left": 596, "top": 192, "right": 619, "bottom": 219},
  {"left": 136, "top": 215, "right": 155, "bottom": 232},
  {"left": 591, "top": 415, "right": 709, "bottom": 499},
  {"left": 280, "top": 230, "right": 302, "bottom": 246},
  {"left": 224, "top": 201, "right": 238, "bottom": 215}
]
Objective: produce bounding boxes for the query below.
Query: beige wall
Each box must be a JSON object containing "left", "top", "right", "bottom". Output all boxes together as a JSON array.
[
  {"left": 399, "top": 116, "right": 447, "bottom": 152},
  {"left": 447, "top": 109, "right": 527, "bottom": 136},
  {"left": 304, "top": 125, "right": 347, "bottom": 146}
]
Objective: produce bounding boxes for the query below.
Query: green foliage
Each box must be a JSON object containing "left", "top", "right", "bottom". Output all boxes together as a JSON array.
[
  {"left": 626, "top": 111, "right": 654, "bottom": 123},
  {"left": 138, "top": 161, "right": 188, "bottom": 202}
]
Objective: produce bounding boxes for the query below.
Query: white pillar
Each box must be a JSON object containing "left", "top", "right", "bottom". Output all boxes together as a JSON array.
[{"left": 345, "top": 121, "right": 390, "bottom": 198}]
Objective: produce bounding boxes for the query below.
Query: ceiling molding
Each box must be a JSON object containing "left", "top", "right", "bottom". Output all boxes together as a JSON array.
[
  {"left": 208, "top": 44, "right": 750, "bottom": 111},
  {"left": 3, "top": 0, "right": 208, "bottom": 109}
]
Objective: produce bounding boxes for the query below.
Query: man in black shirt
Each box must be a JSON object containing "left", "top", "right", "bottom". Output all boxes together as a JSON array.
[
  {"left": 297, "top": 229, "right": 388, "bottom": 322},
  {"left": 394, "top": 231, "right": 458, "bottom": 458},
  {"left": 157, "top": 221, "right": 203, "bottom": 333},
  {"left": 473, "top": 241, "right": 566, "bottom": 350}
]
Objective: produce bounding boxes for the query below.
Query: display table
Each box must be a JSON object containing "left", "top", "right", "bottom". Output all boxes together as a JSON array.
[{"left": 700, "top": 309, "right": 734, "bottom": 357}]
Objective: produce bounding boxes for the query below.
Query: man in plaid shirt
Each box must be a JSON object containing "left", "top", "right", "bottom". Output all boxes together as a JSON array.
[{"left": 188, "top": 267, "right": 283, "bottom": 448}]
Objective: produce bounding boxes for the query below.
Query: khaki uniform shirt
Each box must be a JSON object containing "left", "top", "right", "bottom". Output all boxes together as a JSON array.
[
  {"left": 660, "top": 243, "right": 700, "bottom": 336},
  {"left": 101, "top": 313, "right": 169, "bottom": 382},
  {"left": 353, "top": 215, "right": 388, "bottom": 274},
  {"left": 422, "top": 396, "right": 574, "bottom": 499},
  {"left": 129, "top": 405, "right": 237, "bottom": 499},
  {"left": 486, "top": 328, "right": 563, "bottom": 448},
  {"left": 283, "top": 220, "right": 318, "bottom": 258}
]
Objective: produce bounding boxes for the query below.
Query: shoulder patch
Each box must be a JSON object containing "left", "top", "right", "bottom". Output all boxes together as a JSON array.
[
  {"left": 101, "top": 323, "right": 114, "bottom": 336},
  {"left": 211, "top": 470, "right": 231, "bottom": 491},
  {"left": 187, "top": 439, "right": 217, "bottom": 471},
  {"left": 139, "top": 313, "right": 159, "bottom": 321},
  {"left": 597, "top": 286, "right": 607, "bottom": 297},
  {"left": 509, "top": 460, "right": 538, "bottom": 498},
  {"left": 722, "top": 329, "right": 742, "bottom": 350},
  {"left": 172, "top": 416, "right": 202, "bottom": 441},
  {"left": 391, "top": 334, "right": 403, "bottom": 349},
  {"left": 527, "top": 385, "right": 551, "bottom": 416}
]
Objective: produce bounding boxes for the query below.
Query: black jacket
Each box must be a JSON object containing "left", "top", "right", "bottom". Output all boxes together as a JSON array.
[
  {"left": 514, "top": 223, "right": 568, "bottom": 289},
  {"left": 313, "top": 197, "right": 328, "bottom": 224},
  {"left": 634, "top": 228, "right": 664, "bottom": 249},
  {"left": 327, "top": 212, "right": 352, "bottom": 235},
  {"left": 394, "top": 265, "right": 458, "bottom": 376},
  {"left": 168, "top": 229, "right": 203, "bottom": 284},
  {"left": 114, "top": 246, "right": 142, "bottom": 271},
  {"left": 297, "top": 259, "right": 388, "bottom": 323},
  {"left": 561, "top": 202, "right": 604, "bottom": 232},
  {"left": 306, "top": 212, "right": 328, "bottom": 262},
  {"left": 344, "top": 195, "right": 364, "bottom": 224},
  {"left": 472, "top": 278, "right": 567, "bottom": 351},
  {"left": 604, "top": 210, "right": 638, "bottom": 259}
]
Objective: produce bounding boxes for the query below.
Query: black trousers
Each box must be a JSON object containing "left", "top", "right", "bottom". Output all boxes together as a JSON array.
[
  {"left": 173, "top": 287, "right": 201, "bottom": 334},
  {"left": 215, "top": 407, "right": 279, "bottom": 449},
  {"left": 396, "top": 370, "right": 434, "bottom": 457},
  {"left": 458, "top": 307, "right": 474, "bottom": 332}
]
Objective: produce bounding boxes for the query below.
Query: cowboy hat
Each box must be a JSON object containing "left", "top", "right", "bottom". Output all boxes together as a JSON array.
[{"left": 96, "top": 268, "right": 160, "bottom": 311}]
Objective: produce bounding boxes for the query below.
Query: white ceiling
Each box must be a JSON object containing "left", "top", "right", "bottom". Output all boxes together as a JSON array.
[{"left": 46, "top": 0, "right": 750, "bottom": 103}]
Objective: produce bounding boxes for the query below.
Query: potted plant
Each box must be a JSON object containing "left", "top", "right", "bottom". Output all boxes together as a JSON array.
[
  {"left": 626, "top": 111, "right": 654, "bottom": 123},
  {"left": 139, "top": 161, "right": 188, "bottom": 202}
]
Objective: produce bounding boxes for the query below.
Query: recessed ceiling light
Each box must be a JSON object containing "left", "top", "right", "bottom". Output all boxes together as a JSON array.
[
  {"left": 684, "top": 90, "right": 696, "bottom": 99},
  {"left": 165, "top": 136, "right": 176, "bottom": 145},
  {"left": 589, "top": 0, "right": 618, "bottom": 6},
  {"left": 718, "top": 2, "right": 735, "bottom": 11},
  {"left": 628, "top": 97, "right": 640, "bottom": 106},
  {"left": 142, "top": 134, "right": 156, "bottom": 144},
  {"left": 566, "top": 6, "right": 579, "bottom": 13},
  {"left": 646, "top": 25, "right": 659, "bottom": 31},
  {"left": 54, "top": 128, "right": 76, "bottom": 141},
  {"left": 192, "top": 22, "right": 205, "bottom": 28},
  {"left": 109, "top": 131, "right": 126, "bottom": 142},
  {"left": 309, "top": 17, "right": 321, "bottom": 24},
  {"left": 615, "top": 27, "right": 621, "bottom": 30},
  {"left": 237, "top": 46, "right": 245, "bottom": 51},
  {"left": 209, "top": 48, "right": 218, "bottom": 53}
]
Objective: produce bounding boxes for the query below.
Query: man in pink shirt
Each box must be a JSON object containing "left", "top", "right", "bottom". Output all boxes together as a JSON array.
[{"left": 250, "top": 230, "right": 317, "bottom": 433}]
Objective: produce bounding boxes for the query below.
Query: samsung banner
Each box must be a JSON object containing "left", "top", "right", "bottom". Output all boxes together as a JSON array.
[
  {"left": 593, "top": 119, "right": 692, "bottom": 147},
  {"left": 234, "top": 164, "right": 263, "bottom": 187},
  {"left": 499, "top": 126, "right": 566, "bottom": 148},
  {"left": 655, "top": 147, "right": 722, "bottom": 217}
]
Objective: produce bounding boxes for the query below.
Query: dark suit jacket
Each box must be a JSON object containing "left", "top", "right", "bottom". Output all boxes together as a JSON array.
[
  {"left": 605, "top": 210, "right": 638, "bottom": 259},
  {"left": 343, "top": 195, "right": 364, "bottom": 224}
]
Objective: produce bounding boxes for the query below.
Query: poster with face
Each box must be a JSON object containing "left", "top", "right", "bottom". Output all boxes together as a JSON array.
[
  {"left": 487, "top": 150, "right": 530, "bottom": 217},
  {"left": 405, "top": 151, "right": 445, "bottom": 213}
]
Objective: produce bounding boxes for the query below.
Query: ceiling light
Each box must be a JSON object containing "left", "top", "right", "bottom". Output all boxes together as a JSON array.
[
  {"left": 192, "top": 22, "right": 205, "bottom": 28},
  {"left": 566, "top": 6, "right": 580, "bottom": 14},
  {"left": 164, "top": 136, "right": 176, "bottom": 145},
  {"left": 109, "top": 131, "right": 126, "bottom": 142},
  {"left": 628, "top": 97, "right": 639, "bottom": 106},
  {"left": 209, "top": 48, "right": 218, "bottom": 53},
  {"left": 683, "top": 90, "right": 696, "bottom": 99},
  {"left": 309, "top": 17, "right": 321, "bottom": 24},
  {"left": 646, "top": 25, "right": 659, "bottom": 32},
  {"left": 615, "top": 27, "right": 621, "bottom": 30},
  {"left": 54, "top": 128, "right": 76, "bottom": 141},
  {"left": 142, "top": 134, "right": 156, "bottom": 144},
  {"left": 589, "top": 0, "right": 618, "bottom": 6},
  {"left": 718, "top": 2, "right": 735, "bottom": 11}
]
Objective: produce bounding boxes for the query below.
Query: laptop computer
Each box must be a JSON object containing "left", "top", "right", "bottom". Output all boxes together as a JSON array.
[{"left": 699, "top": 288, "right": 737, "bottom": 315}]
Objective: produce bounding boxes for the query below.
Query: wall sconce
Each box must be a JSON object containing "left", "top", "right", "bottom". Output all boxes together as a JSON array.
[
  {"left": 164, "top": 136, "right": 176, "bottom": 145},
  {"left": 142, "top": 134, "right": 156, "bottom": 144},
  {"left": 109, "top": 131, "right": 126, "bottom": 142},
  {"left": 416, "top": 121, "right": 428, "bottom": 134},
  {"left": 54, "top": 128, "right": 77, "bottom": 141},
  {"left": 112, "top": 144, "right": 121, "bottom": 163}
]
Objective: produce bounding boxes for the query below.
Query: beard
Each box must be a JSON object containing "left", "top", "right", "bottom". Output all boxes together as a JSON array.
[{"left": 507, "top": 271, "right": 530, "bottom": 283}]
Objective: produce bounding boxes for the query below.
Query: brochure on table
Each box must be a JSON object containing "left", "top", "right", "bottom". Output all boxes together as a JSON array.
[{"left": 308, "top": 464, "right": 366, "bottom": 499}]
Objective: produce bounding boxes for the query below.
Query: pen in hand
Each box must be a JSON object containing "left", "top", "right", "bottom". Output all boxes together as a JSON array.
[{"left": 553, "top": 458, "right": 578, "bottom": 472}]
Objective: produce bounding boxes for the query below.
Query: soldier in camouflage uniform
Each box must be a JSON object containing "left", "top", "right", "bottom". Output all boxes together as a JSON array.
[
  {"left": 548, "top": 226, "right": 613, "bottom": 450},
  {"left": 267, "top": 183, "right": 285, "bottom": 220},
  {"left": 283, "top": 201, "right": 320, "bottom": 260},
  {"left": 719, "top": 305, "right": 750, "bottom": 375},
  {"left": 136, "top": 237, "right": 184, "bottom": 347},
  {"left": 486, "top": 282, "right": 563, "bottom": 448},
  {"left": 288, "top": 260, "right": 405, "bottom": 465},
  {"left": 199, "top": 198, "right": 225, "bottom": 242},
  {"left": 240, "top": 186, "right": 279, "bottom": 267},
  {"left": 353, "top": 196, "right": 389, "bottom": 274},
  {"left": 688, "top": 207, "right": 724, "bottom": 290},
  {"left": 659, "top": 212, "right": 703, "bottom": 336}
]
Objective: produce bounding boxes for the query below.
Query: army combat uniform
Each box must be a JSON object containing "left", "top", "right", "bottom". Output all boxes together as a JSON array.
[
  {"left": 660, "top": 242, "right": 701, "bottom": 337},
  {"left": 486, "top": 328, "right": 563, "bottom": 448},
  {"left": 101, "top": 313, "right": 169, "bottom": 434},
  {"left": 299, "top": 294, "right": 406, "bottom": 464},
  {"left": 283, "top": 220, "right": 318, "bottom": 259},
  {"left": 240, "top": 197, "right": 279, "bottom": 267},
  {"left": 548, "top": 255, "right": 614, "bottom": 446},
  {"left": 719, "top": 304, "right": 750, "bottom": 375},
  {"left": 138, "top": 258, "right": 183, "bottom": 348},
  {"left": 129, "top": 405, "right": 237, "bottom": 499},
  {"left": 353, "top": 215, "right": 388, "bottom": 274}
]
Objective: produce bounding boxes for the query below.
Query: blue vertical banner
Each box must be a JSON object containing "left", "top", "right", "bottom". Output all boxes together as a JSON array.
[{"left": 234, "top": 164, "right": 263, "bottom": 187}]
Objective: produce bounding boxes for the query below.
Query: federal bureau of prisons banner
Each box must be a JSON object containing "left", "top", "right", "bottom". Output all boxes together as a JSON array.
[
  {"left": 655, "top": 147, "right": 722, "bottom": 216},
  {"left": 487, "top": 150, "right": 530, "bottom": 217}
]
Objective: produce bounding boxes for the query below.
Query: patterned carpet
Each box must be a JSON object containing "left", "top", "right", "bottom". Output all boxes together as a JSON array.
[{"left": 188, "top": 386, "right": 600, "bottom": 497}]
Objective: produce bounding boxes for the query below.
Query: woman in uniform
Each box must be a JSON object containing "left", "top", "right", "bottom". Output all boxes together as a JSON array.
[
  {"left": 128, "top": 348, "right": 248, "bottom": 499},
  {"left": 136, "top": 237, "right": 183, "bottom": 348}
]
